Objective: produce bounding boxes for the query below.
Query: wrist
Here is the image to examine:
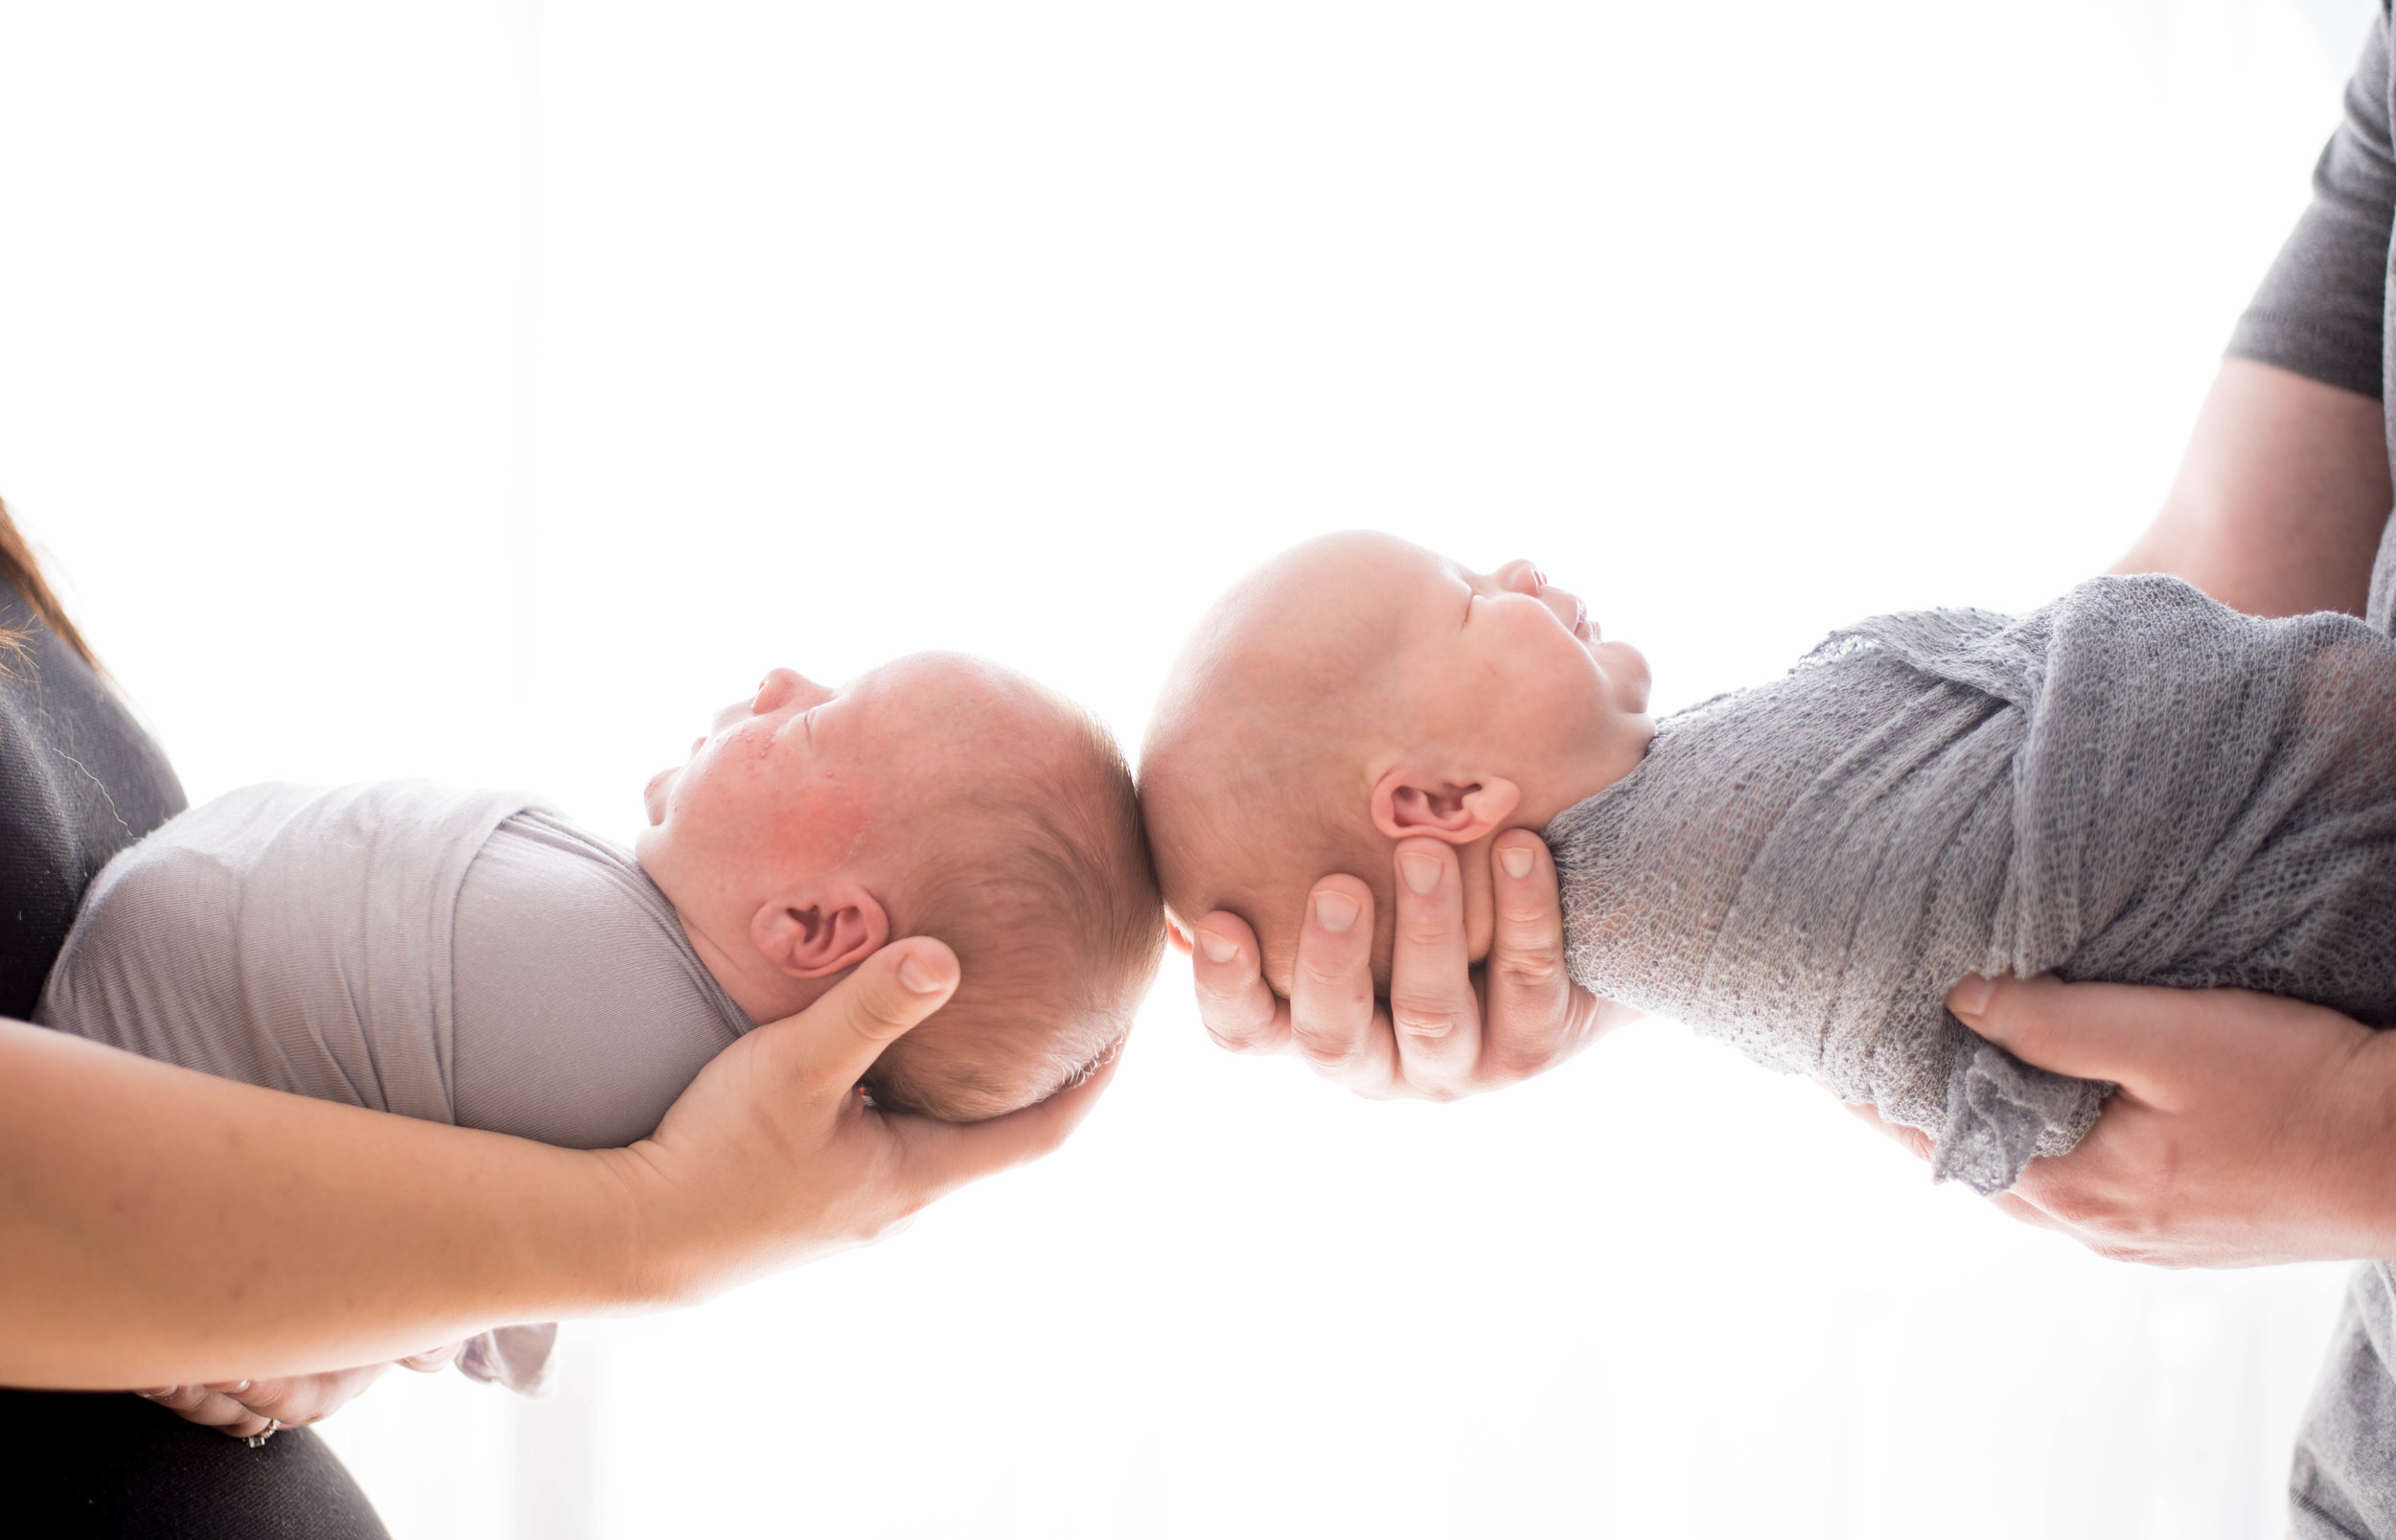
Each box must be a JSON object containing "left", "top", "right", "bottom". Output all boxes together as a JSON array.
[
  {"left": 578, "top": 1143, "right": 709, "bottom": 1312},
  {"left": 2328, "top": 1031, "right": 2396, "bottom": 1261}
]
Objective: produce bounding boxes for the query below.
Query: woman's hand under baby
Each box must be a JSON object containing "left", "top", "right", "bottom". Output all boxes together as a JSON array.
[
  {"left": 1187, "top": 832, "right": 1638, "bottom": 1099},
  {"left": 606, "top": 935, "right": 1117, "bottom": 1299},
  {"left": 137, "top": 1356, "right": 413, "bottom": 1440}
]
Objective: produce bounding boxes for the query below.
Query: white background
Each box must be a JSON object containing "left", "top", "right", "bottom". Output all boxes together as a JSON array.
[{"left": 0, "top": 1, "right": 2384, "bottom": 1534}]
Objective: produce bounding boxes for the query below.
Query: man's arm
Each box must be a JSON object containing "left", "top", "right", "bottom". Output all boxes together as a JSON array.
[
  {"left": 0, "top": 939, "right": 1108, "bottom": 1389},
  {"left": 2113, "top": 357, "right": 2388, "bottom": 616},
  {"left": 2116, "top": 7, "right": 2396, "bottom": 614}
]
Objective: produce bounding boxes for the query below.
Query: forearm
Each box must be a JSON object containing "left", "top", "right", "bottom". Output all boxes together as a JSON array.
[
  {"left": 2112, "top": 358, "right": 2389, "bottom": 617},
  {"left": 0, "top": 1020, "right": 653, "bottom": 1389}
]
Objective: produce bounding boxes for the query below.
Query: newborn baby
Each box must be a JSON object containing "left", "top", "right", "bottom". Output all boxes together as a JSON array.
[
  {"left": 41, "top": 652, "right": 1163, "bottom": 1382},
  {"left": 1142, "top": 533, "right": 2396, "bottom": 1194}
]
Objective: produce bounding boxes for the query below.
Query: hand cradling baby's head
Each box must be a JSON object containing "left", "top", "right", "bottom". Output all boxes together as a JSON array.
[
  {"left": 1140, "top": 532, "right": 1654, "bottom": 996},
  {"left": 640, "top": 653, "right": 1162, "bottom": 1121}
]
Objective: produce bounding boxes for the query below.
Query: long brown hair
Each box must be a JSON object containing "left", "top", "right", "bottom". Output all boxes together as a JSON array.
[{"left": 0, "top": 496, "right": 98, "bottom": 669}]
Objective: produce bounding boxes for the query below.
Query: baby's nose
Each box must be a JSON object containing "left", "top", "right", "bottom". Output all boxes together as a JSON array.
[
  {"left": 754, "top": 667, "right": 836, "bottom": 715},
  {"left": 1492, "top": 559, "right": 1547, "bottom": 597}
]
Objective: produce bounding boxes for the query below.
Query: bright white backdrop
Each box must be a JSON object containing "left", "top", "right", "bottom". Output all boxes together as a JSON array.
[{"left": 0, "top": 2, "right": 2383, "bottom": 1535}]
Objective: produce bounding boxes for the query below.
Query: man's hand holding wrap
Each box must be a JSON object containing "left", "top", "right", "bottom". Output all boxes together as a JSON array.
[{"left": 1930, "top": 976, "right": 2396, "bottom": 1268}]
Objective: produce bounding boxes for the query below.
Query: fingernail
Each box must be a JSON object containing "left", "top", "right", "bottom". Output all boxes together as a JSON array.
[
  {"left": 898, "top": 952, "right": 953, "bottom": 995},
  {"left": 1949, "top": 974, "right": 1993, "bottom": 1019},
  {"left": 1195, "top": 928, "right": 1239, "bottom": 964},
  {"left": 137, "top": 1388, "right": 174, "bottom": 1399},
  {"left": 1396, "top": 850, "right": 1441, "bottom": 894},
  {"left": 1312, "top": 890, "right": 1360, "bottom": 933},
  {"left": 1499, "top": 845, "right": 1534, "bottom": 880}
]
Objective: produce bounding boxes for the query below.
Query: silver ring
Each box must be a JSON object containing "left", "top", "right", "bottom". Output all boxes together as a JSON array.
[{"left": 245, "top": 1417, "right": 283, "bottom": 1449}]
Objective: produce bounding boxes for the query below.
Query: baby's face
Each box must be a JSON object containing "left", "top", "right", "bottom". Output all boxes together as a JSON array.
[
  {"left": 1305, "top": 538, "right": 1651, "bottom": 821},
  {"left": 1143, "top": 532, "right": 1656, "bottom": 993},
  {"left": 638, "top": 652, "right": 1029, "bottom": 912}
]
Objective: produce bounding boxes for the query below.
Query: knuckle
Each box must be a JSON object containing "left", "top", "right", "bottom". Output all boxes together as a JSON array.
[
  {"left": 1297, "top": 951, "right": 1364, "bottom": 993},
  {"left": 1293, "top": 1034, "right": 1367, "bottom": 1073},
  {"left": 856, "top": 993, "right": 916, "bottom": 1038},
  {"left": 1480, "top": 1033, "right": 1562, "bottom": 1083},
  {"left": 1391, "top": 1006, "right": 1463, "bottom": 1043},
  {"left": 2039, "top": 1187, "right": 2115, "bottom": 1232},
  {"left": 1491, "top": 949, "right": 1564, "bottom": 995}
]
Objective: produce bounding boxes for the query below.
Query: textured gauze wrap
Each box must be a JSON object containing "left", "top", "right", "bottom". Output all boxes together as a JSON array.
[{"left": 1545, "top": 574, "right": 2396, "bottom": 1194}]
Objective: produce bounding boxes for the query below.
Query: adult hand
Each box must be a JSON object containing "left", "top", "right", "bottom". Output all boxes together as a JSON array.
[
  {"left": 137, "top": 1342, "right": 459, "bottom": 1440},
  {"left": 1188, "top": 831, "right": 1637, "bottom": 1100},
  {"left": 137, "top": 1360, "right": 398, "bottom": 1441},
  {"left": 611, "top": 935, "right": 1117, "bottom": 1300},
  {"left": 1854, "top": 974, "right": 2396, "bottom": 1267}
]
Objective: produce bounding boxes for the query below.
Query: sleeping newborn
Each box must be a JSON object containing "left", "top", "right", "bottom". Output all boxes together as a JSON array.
[
  {"left": 1141, "top": 532, "right": 2396, "bottom": 1195},
  {"left": 40, "top": 652, "right": 1163, "bottom": 1384}
]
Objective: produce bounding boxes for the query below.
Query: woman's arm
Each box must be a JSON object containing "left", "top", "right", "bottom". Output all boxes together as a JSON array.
[{"left": 1, "top": 936, "right": 1107, "bottom": 1388}]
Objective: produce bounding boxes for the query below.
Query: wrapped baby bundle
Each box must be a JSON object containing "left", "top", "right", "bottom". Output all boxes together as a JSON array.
[{"left": 1546, "top": 575, "right": 2396, "bottom": 1195}]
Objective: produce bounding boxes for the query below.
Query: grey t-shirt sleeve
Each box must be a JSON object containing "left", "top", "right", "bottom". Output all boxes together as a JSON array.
[{"left": 2227, "top": 3, "right": 2394, "bottom": 399}]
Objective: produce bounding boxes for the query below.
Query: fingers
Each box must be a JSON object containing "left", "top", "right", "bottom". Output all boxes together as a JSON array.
[
  {"left": 400, "top": 1341, "right": 464, "bottom": 1373},
  {"left": 771, "top": 937, "right": 961, "bottom": 1098},
  {"left": 1837, "top": 1095, "right": 1935, "bottom": 1162},
  {"left": 140, "top": 1382, "right": 278, "bottom": 1439},
  {"left": 1480, "top": 833, "right": 1601, "bottom": 1077},
  {"left": 1285, "top": 877, "right": 1395, "bottom": 1083},
  {"left": 1385, "top": 839, "right": 1483, "bottom": 1093},
  {"left": 1988, "top": 1189, "right": 2062, "bottom": 1232},
  {"left": 1947, "top": 973, "right": 2270, "bottom": 1091},
  {"left": 1188, "top": 911, "right": 1291, "bottom": 1056},
  {"left": 893, "top": 1052, "right": 1122, "bottom": 1203}
]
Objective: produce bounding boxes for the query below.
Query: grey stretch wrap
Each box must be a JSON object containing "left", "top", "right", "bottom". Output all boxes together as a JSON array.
[{"left": 1546, "top": 575, "right": 2396, "bottom": 1195}]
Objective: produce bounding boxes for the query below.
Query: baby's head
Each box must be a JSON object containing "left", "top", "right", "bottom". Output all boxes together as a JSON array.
[
  {"left": 639, "top": 652, "right": 1163, "bottom": 1120},
  {"left": 1141, "top": 532, "right": 1653, "bottom": 995}
]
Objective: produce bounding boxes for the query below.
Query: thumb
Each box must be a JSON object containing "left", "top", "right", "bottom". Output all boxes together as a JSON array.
[
  {"left": 1945, "top": 973, "right": 2170, "bottom": 1087},
  {"left": 766, "top": 936, "right": 960, "bottom": 1099}
]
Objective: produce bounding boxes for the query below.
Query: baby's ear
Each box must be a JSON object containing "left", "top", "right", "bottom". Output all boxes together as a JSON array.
[
  {"left": 1370, "top": 768, "right": 1522, "bottom": 844},
  {"left": 751, "top": 886, "right": 892, "bottom": 978}
]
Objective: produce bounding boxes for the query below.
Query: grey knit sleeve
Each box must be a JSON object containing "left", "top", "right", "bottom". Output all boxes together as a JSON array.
[{"left": 2226, "top": 4, "right": 2394, "bottom": 400}]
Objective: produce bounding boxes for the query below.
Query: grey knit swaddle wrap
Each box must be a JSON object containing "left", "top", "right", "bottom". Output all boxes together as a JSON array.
[{"left": 1547, "top": 575, "right": 2396, "bottom": 1194}]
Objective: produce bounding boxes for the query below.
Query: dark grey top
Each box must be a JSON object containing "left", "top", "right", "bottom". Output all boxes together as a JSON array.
[
  {"left": 0, "top": 577, "right": 185, "bottom": 1019},
  {"left": 2153, "top": 9, "right": 2396, "bottom": 1529}
]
